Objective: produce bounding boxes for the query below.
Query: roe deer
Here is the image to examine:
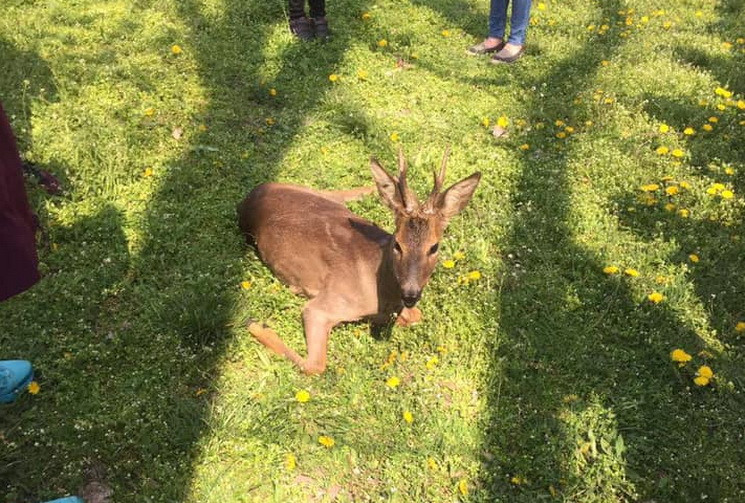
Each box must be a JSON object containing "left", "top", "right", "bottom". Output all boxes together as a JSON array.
[{"left": 238, "top": 148, "right": 480, "bottom": 374}]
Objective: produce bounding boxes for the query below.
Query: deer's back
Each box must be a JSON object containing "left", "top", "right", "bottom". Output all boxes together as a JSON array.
[{"left": 238, "top": 183, "right": 389, "bottom": 298}]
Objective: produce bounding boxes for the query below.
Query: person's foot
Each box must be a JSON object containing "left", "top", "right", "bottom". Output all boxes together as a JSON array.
[
  {"left": 289, "top": 16, "right": 313, "bottom": 41},
  {"left": 312, "top": 16, "right": 329, "bottom": 40},
  {"left": 0, "top": 360, "right": 34, "bottom": 404},
  {"left": 490, "top": 43, "right": 525, "bottom": 63},
  {"left": 466, "top": 37, "right": 504, "bottom": 55}
]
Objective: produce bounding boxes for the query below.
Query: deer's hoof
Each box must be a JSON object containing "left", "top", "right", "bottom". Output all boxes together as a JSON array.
[{"left": 396, "top": 306, "right": 422, "bottom": 327}]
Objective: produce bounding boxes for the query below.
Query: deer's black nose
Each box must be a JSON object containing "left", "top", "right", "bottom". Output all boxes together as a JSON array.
[{"left": 402, "top": 290, "right": 421, "bottom": 308}]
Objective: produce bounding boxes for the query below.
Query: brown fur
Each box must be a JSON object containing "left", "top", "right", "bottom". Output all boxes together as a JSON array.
[{"left": 238, "top": 149, "right": 480, "bottom": 374}]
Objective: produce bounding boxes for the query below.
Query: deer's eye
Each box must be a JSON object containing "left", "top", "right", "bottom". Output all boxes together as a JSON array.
[
  {"left": 428, "top": 243, "right": 439, "bottom": 255},
  {"left": 393, "top": 241, "right": 403, "bottom": 254}
]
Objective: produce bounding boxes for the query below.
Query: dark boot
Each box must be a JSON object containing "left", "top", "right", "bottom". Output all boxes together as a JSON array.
[
  {"left": 289, "top": 16, "right": 313, "bottom": 41},
  {"left": 312, "top": 16, "right": 329, "bottom": 40}
]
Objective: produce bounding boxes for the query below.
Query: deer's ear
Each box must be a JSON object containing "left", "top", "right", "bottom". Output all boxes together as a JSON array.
[
  {"left": 438, "top": 172, "right": 481, "bottom": 219},
  {"left": 370, "top": 158, "right": 403, "bottom": 212}
]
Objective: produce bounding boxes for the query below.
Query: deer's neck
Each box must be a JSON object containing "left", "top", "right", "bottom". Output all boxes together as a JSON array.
[{"left": 376, "top": 240, "right": 403, "bottom": 317}]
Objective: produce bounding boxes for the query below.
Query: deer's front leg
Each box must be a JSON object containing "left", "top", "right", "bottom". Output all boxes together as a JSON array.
[
  {"left": 395, "top": 306, "right": 422, "bottom": 327},
  {"left": 301, "top": 302, "right": 335, "bottom": 375}
]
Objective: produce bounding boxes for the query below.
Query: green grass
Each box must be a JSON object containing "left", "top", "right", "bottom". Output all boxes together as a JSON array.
[{"left": 1, "top": 0, "right": 745, "bottom": 501}]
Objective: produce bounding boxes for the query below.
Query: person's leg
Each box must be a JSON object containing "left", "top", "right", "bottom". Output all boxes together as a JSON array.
[
  {"left": 288, "top": 0, "right": 313, "bottom": 40},
  {"left": 488, "top": 0, "right": 509, "bottom": 42},
  {"left": 288, "top": 0, "right": 306, "bottom": 19},
  {"left": 466, "top": 0, "right": 507, "bottom": 54},
  {"left": 492, "top": 0, "right": 530, "bottom": 62},
  {"left": 309, "top": 0, "right": 329, "bottom": 39},
  {"left": 506, "top": 0, "right": 531, "bottom": 45}
]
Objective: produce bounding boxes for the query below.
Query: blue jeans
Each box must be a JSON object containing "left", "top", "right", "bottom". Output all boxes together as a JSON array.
[{"left": 489, "top": 0, "right": 532, "bottom": 45}]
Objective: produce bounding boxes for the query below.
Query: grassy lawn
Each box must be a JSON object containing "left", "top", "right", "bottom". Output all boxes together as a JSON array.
[{"left": 2, "top": 0, "right": 745, "bottom": 501}]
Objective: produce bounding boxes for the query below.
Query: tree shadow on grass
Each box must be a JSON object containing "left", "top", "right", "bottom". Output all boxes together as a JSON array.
[{"left": 478, "top": 1, "right": 745, "bottom": 501}]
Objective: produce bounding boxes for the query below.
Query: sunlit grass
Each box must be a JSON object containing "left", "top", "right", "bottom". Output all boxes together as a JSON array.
[{"left": 1, "top": 0, "right": 744, "bottom": 501}]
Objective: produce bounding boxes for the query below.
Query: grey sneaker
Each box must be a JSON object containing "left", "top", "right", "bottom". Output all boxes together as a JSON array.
[
  {"left": 466, "top": 40, "right": 505, "bottom": 56},
  {"left": 289, "top": 17, "right": 313, "bottom": 41}
]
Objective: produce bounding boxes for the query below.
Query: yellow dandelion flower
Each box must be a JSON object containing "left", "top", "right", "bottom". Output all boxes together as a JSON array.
[
  {"left": 689, "top": 254, "right": 699, "bottom": 263},
  {"left": 403, "top": 410, "right": 414, "bottom": 423},
  {"left": 648, "top": 291, "right": 665, "bottom": 303},
  {"left": 702, "top": 124, "right": 713, "bottom": 132},
  {"left": 624, "top": 268, "right": 640, "bottom": 277},
  {"left": 738, "top": 100, "right": 745, "bottom": 109},
  {"left": 655, "top": 275, "right": 668, "bottom": 284},
  {"left": 458, "top": 479, "right": 469, "bottom": 496},
  {"left": 357, "top": 69, "right": 369, "bottom": 80},
  {"left": 683, "top": 127, "right": 695, "bottom": 135},
  {"left": 738, "top": 38, "right": 745, "bottom": 44},
  {"left": 725, "top": 167, "right": 735, "bottom": 175},
  {"left": 27, "top": 381, "right": 40, "bottom": 395},
  {"left": 441, "top": 30, "right": 451, "bottom": 37},
  {"left": 678, "top": 208, "right": 690, "bottom": 218},
  {"left": 537, "top": 2, "right": 546, "bottom": 10},
  {"left": 318, "top": 436, "right": 335, "bottom": 448},
  {"left": 708, "top": 116, "right": 719, "bottom": 123},
  {"left": 511, "top": 475, "right": 526, "bottom": 485},
  {"left": 664, "top": 202, "right": 676, "bottom": 212},
  {"left": 694, "top": 376, "right": 710, "bottom": 386},
  {"left": 265, "top": 117, "right": 275, "bottom": 126},
  {"left": 269, "top": 88, "right": 277, "bottom": 96},
  {"left": 721, "top": 189, "right": 734, "bottom": 199},
  {"left": 442, "top": 259, "right": 456, "bottom": 269},
  {"left": 734, "top": 321, "right": 745, "bottom": 332},
  {"left": 361, "top": 12, "right": 371, "bottom": 20},
  {"left": 519, "top": 143, "right": 530, "bottom": 151},
  {"left": 426, "top": 356, "right": 439, "bottom": 370},
  {"left": 662, "top": 21, "right": 673, "bottom": 29},
  {"left": 377, "top": 39, "right": 388, "bottom": 47},
  {"left": 716, "top": 103, "right": 726, "bottom": 111},
  {"left": 665, "top": 186, "right": 679, "bottom": 196},
  {"left": 603, "top": 265, "right": 620, "bottom": 275},
  {"left": 466, "top": 270, "right": 482, "bottom": 281},
  {"left": 697, "top": 365, "right": 713, "bottom": 379},
  {"left": 453, "top": 251, "right": 465, "bottom": 260},
  {"left": 604, "top": 97, "right": 615, "bottom": 104},
  {"left": 565, "top": 126, "right": 575, "bottom": 133},
  {"left": 641, "top": 15, "right": 649, "bottom": 23},
  {"left": 144, "top": 107, "right": 155, "bottom": 116},
  {"left": 390, "top": 132, "right": 400, "bottom": 142},
  {"left": 295, "top": 389, "right": 311, "bottom": 403},
  {"left": 328, "top": 74, "right": 339, "bottom": 82},
  {"left": 143, "top": 167, "right": 154, "bottom": 177},
  {"left": 171, "top": 44, "right": 183, "bottom": 55},
  {"left": 497, "top": 116, "right": 509, "bottom": 128},
  {"left": 481, "top": 117, "right": 490, "bottom": 127},
  {"left": 671, "top": 349, "right": 692, "bottom": 362},
  {"left": 386, "top": 376, "right": 401, "bottom": 388},
  {"left": 556, "top": 131, "right": 567, "bottom": 139},
  {"left": 656, "top": 146, "right": 669, "bottom": 155},
  {"left": 659, "top": 123, "right": 670, "bottom": 133},
  {"left": 285, "top": 453, "right": 297, "bottom": 471},
  {"left": 671, "top": 148, "right": 684, "bottom": 158},
  {"left": 601, "top": 60, "right": 610, "bottom": 66},
  {"left": 427, "top": 457, "right": 438, "bottom": 470},
  {"left": 240, "top": 280, "right": 251, "bottom": 290}
]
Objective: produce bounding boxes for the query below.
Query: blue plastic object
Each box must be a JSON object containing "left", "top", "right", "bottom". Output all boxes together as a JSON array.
[{"left": 0, "top": 360, "right": 33, "bottom": 404}]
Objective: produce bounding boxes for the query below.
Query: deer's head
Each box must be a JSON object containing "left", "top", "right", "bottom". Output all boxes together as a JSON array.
[{"left": 370, "top": 148, "right": 481, "bottom": 308}]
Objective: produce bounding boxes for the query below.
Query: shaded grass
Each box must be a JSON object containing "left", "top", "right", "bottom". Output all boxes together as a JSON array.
[{"left": 1, "top": 0, "right": 745, "bottom": 501}]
